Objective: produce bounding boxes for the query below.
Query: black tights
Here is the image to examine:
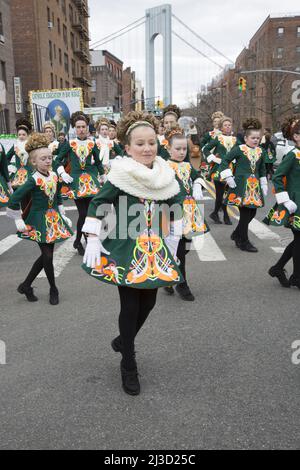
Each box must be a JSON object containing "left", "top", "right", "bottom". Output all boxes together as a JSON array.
[
  {"left": 177, "top": 238, "right": 189, "bottom": 284},
  {"left": 23, "top": 243, "right": 55, "bottom": 289},
  {"left": 234, "top": 207, "right": 257, "bottom": 243},
  {"left": 275, "top": 231, "right": 300, "bottom": 278},
  {"left": 213, "top": 181, "right": 228, "bottom": 215},
  {"left": 117, "top": 286, "right": 158, "bottom": 370},
  {"left": 75, "top": 197, "right": 92, "bottom": 245}
]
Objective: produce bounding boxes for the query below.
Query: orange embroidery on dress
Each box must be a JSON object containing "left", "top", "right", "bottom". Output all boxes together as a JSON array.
[
  {"left": 36, "top": 173, "right": 58, "bottom": 207},
  {"left": 0, "top": 183, "right": 9, "bottom": 204},
  {"left": 168, "top": 161, "right": 191, "bottom": 192},
  {"left": 92, "top": 256, "right": 125, "bottom": 284},
  {"left": 217, "top": 135, "right": 237, "bottom": 151},
  {"left": 77, "top": 173, "right": 99, "bottom": 198},
  {"left": 243, "top": 176, "right": 263, "bottom": 207},
  {"left": 12, "top": 168, "right": 28, "bottom": 188},
  {"left": 70, "top": 140, "right": 95, "bottom": 170},
  {"left": 20, "top": 226, "right": 42, "bottom": 242},
  {"left": 183, "top": 197, "right": 207, "bottom": 235},
  {"left": 228, "top": 193, "right": 242, "bottom": 206},
  {"left": 45, "top": 209, "right": 71, "bottom": 243}
]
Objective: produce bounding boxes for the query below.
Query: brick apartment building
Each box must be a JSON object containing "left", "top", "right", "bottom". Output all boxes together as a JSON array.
[
  {"left": 10, "top": 0, "right": 91, "bottom": 111},
  {"left": 122, "top": 67, "right": 136, "bottom": 115},
  {"left": 198, "top": 13, "right": 300, "bottom": 133},
  {"left": 90, "top": 50, "right": 123, "bottom": 111},
  {"left": 0, "top": 0, "right": 16, "bottom": 133}
]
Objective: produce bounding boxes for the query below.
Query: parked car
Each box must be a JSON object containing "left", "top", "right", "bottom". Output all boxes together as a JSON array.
[{"left": 273, "top": 132, "right": 295, "bottom": 167}]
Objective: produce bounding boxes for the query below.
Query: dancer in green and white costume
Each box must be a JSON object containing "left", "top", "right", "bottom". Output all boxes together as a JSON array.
[
  {"left": 7, "top": 133, "right": 73, "bottom": 306},
  {"left": 0, "top": 143, "right": 12, "bottom": 207}
]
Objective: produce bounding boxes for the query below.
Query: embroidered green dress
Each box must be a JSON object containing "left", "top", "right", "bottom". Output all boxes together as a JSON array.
[
  {"left": 8, "top": 171, "right": 73, "bottom": 244},
  {"left": 0, "top": 144, "right": 10, "bottom": 207},
  {"left": 200, "top": 129, "right": 221, "bottom": 149},
  {"left": 55, "top": 138, "right": 104, "bottom": 200},
  {"left": 264, "top": 148, "right": 300, "bottom": 230},
  {"left": 7, "top": 141, "right": 32, "bottom": 189},
  {"left": 261, "top": 141, "right": 277, "bottom": 164},
  {"left": 168, "top": 160, "right": 209, "bottom": 238},
  {"left": 218, "top": 144, "right": 267, "bottom": 209},
  {"left": 203, "top": 134, "right": 237, "bottom": 181}
]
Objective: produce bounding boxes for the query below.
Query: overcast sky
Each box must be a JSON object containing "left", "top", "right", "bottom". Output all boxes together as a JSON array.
[{"left": 89, "top": 0, "right": 300, "bottom": 105}]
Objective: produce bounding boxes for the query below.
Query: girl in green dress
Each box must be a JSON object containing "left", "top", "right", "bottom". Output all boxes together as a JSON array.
[
  {"left": 218, "top": 118, "right": 268, "bottom": 253},
  {"left": 55, "top": 112, "right": 104, "bottom": 256},
  {"left": 164, "top": 126, "right": 209, "bottom": 301},
  {"left": 264, "top": 117, "right": 300, "bottom": 288},
  {"left": 200, "top": 110, "right": 224, "bottom": 150},
  {"left": 81, "top": 111, "right": 183, "bottom": 396},
  {"left": 95, "top": 118, "right": 123, "bottom": 170},
  {"left": 0, "top": 143, "right": 12, "bottom": 207},
  {"left": 7, "top": 133, "right": 73, "bottom": 305},
  {"left": 203, "top": 116, "right": 237, "bottom": 225},
  {"left": 7, "top": 118, "right": 33, "bottom": 211},
  {"left": 261, "top": 128, "right": 277, "bottom": 179}
]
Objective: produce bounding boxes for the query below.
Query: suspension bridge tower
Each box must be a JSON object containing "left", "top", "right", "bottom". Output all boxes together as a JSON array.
[{"left": 145, "top": 4, "right": 172, "bottom": 109}]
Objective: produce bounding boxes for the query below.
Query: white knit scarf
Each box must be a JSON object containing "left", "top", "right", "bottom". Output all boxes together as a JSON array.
[
  {"left": 96, "top": 135, "right": 112, "bottom": 166},
  {"left": 107, "top": 156, "right": 180, "bottom": 200}
]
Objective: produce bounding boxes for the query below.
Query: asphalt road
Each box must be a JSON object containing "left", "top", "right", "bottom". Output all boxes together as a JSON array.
[{"left": 0, "top": 186, "right": 299, "bottom": 450}]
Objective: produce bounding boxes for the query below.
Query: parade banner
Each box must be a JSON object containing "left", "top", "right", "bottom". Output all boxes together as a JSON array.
[{"left": 29, "top": 88, "right": 84, "bottom": 136}]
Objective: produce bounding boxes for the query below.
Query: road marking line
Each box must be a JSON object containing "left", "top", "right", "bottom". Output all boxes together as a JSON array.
[
  {"left": 0, "top": 235, "right": 22, "bottom": 256},
  {"left": 38, "top": 235, "right": 76, "bottom": 278},
  {"left": 271, "top": 247, "right": 285, "bottom": 254},
  {"left": 192, "top": 233, "right": 226, "bottom": 262}
]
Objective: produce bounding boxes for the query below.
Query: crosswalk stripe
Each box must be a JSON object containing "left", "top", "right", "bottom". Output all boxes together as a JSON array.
[
  {"left": 0, "top": 235, "right": 22, "bottom": 256},
  {"left": 192, "top": 233, "right": 226, "bottom": 262},
  {"left": 271, "top": 247, "right": 285, "bottom": 254},
  {"left": 38, "top": 235, "right": 76, "bottom": 278}
]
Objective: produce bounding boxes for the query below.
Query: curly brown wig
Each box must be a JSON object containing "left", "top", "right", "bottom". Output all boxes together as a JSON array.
[
  {"left": 16, "top": 117, "right": 32, "bottom": 133},
  {"left": 242, "top": 118, "right": 262, "bottom": 131},
  {"left": 95, "top": 117, "right": 110, "bottom": 130},
  {"left": 162, "top": 104, "right": 181, "bottom": 120},
  {"left": 165, "top": 125, "right": 185, "bottom": 145},
  {"left": 117, "top": 111, "right": 159, "bottom": 145},
  {"left": 70, "top": 111, "right": 90, "bottom": 127},
  {"left": 25, "top": 133, "right": 50, "bottom": 154},
  {"left": 211, "top": 111, "right": 224, "bottom": 121},
  {"left": 281, "top": 116, "right": 300, "bottom": 140}
]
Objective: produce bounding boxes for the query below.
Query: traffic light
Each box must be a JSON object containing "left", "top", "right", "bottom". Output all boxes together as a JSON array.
[
  {"left": 238, "top": 77, "right": 247, "bottom": 92},
  {"left": 156, "top": 100, "right": 164, "bottom": 109}
]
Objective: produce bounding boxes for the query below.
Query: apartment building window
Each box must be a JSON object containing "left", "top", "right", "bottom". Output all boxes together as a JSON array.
[
  {"left": 64, "top": 53, "right": 69, "bottom": 73},
  {"left": 55, "top": 75, "right": 58, "bottom": 88},
  {"left": 49, "top": 40, "right": 53, "bottom": 63},
  {"left": 63, "top": 25, "right": 68, "bottom": 48},
  {"left": 0, "top": 61, "right": 6, "bottom": 86},
  {"left": 297, "top": 46, "right": 300, "bottom": 54},
  {"left": 277, "top": 47, "right": 283, "bottom": 59},
  {"left": 59, "top": 48, "right": 62, "bottom": 65},
  {"left": 57, "top": 18, "right": 61, "bottom": 34},
  {"left": 297, "top": 26, "right": 300, "bottom": 37},
  {"left": 53, "top": 44, "right": 56, "bottom": 60},
  {"left": 70, "top": 32, "right": 75, "bottom": 50},
  {"left": 72, "top": 59, "right": 76, "bottom": 76},
  {"left": 60, "top": 78, "right": 63, "bottom": 88},
  {"left": 51, "top": 73, "right": 54, "bottom": 89},
  {"left": 277, "top": 27, "right": 284, "bottom": 37},
  {"left": 91, "top": 79, "right": 96, "bottom": 92},
  {"left": 66, "top": 81, "right": 70, "bottom": 88},
  {"left": 61, "top": 0, "right": 66, "bottom": 16},
  {"left": 69, "top": 5, "right": 73, "bottom": 24}
]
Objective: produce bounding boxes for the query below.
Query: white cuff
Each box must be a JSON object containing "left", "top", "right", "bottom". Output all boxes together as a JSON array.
[
  {"left": 193, "top": 178, "right": 202, "bottom": 186},
  {"left": 6, "top": 208, "right": 22, "bottom": 220},
  {"left": 57, "top": 166, "right": 65, "bottom": 176},
  {"left": 275, "top": 191, "right": 290, "bottom": 205},
  {"left": 260, "top": 177, "right": 268, "bottom": 186},
  {"left": 207, "top": 154, "right": 214, "bottom": 163},
  {"left": 82, "top": 217, "right": 102, "bottom": 237},
  {"left": 220, "top": 169, "right": 233, "bottom": 180}
]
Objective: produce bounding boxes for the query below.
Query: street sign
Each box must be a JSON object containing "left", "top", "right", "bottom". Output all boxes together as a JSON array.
[{"left": 14, "top": 77, "right": 23, "bottom": 114}]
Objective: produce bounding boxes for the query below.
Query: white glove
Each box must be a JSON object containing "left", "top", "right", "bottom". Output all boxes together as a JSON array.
[
  {"left": 207, "top": 154, "right": 222, "bottom": 165},
  {"left": 57, "top": 166, "right": 73, "bottom": 184},
  {"left": 58, "top": 205, "right": 72, "bottom": 227},
  {"left": 225, "top": 176, "right": 237, "bottom": 189},
  {"left": 83, "top": 236, "right": 110, "bottom": 268},
  {"left": 261, "top": 184, "right": 268, "bottom": 197},
  {"left": 8, "top": 165, "right": 17, "bottom": 174},
  {"left": 192, "top": 182, "right": 204, "bottom": 200},
  {"left": 283, "top": 200, "right": 297, "bottom": 214},
  {"left": 15, "top": 218, "right": 27, "bottom": 232}
]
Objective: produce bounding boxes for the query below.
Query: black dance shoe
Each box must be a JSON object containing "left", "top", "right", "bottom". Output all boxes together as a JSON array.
[
  {"left": 73, "top": 241, "right": 85, "bottom": 256},
  {"left": 223, "top": 213, "right": 232, "bottom": 225},
  {"left": 239, "top": 241, "right": 258, "bottom": 253},
  {"left": 49, "top": 286, "right": 59, "bottom": 305},
  {"left": 17, "top": 284, "right": 38, "bottom": 302},
  {"left": 268, "top": 266, "right": 290, "bottom": 288},
  {"left": 111, "top": 336, "right": 122, "bottom": 353},
  {"left": 164, "top": 286, "right": 174, "bottom": 295},
  {"left": 289, "top": 275, "right": 300, "bottom": 289},
  {"left": 175, "top": 282, "right": 195, "bottom": 301},
  {"left": 209, "top": 212, "right": 222, "bottom": 224},
  {"left": 120, "top": 362, "right": 140, "bottom": 396}
]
